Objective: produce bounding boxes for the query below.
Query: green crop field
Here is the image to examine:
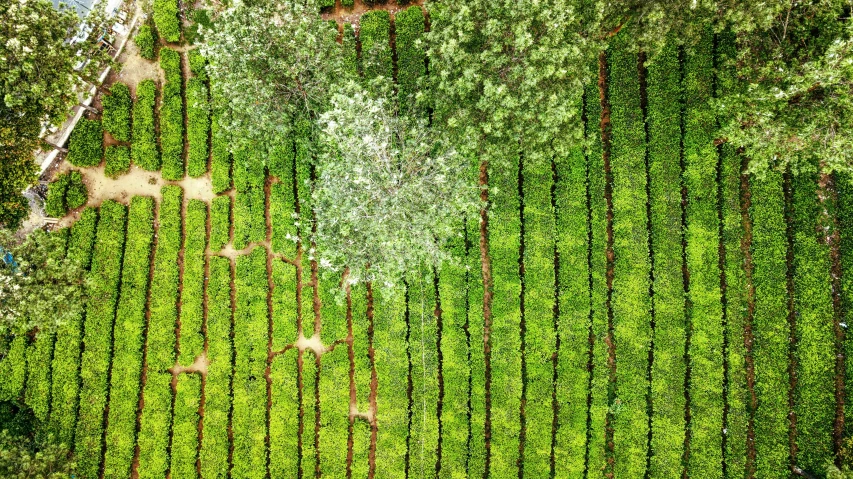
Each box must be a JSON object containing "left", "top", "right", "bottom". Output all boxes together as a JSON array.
[{"left": 1, "top": 3, "right": 849, "bottom": 479}]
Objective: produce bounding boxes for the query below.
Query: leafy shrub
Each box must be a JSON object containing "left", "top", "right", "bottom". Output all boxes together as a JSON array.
[
  {"left": 160, "top": 47, "right": 181, "bottom": 84},
  {"left": 359, "top": 11, "right": 391, "bottom": 80},
  {"left": 101, "top": 196, "right": 154, "bottom": 478},
  {"left": 394, "top": 7, "right": 425, "bottom": 112},
  {"left": 199, "top": 256, "right": 233, "bottom": 479},
  {"left": 44, "top": 173, "right": 70, "bottom": 217},
  {"left": 188, "top": 49, "right": 207, "bottom": 80},
  {"left": 0, "top": 430, "right": 76, "bottom": 477},
  {"left": 74, "top": 199, "right": 127, "bottom": 478},
  {"left": 319, "top": 0, "right": 334, "bottom": 9},
  {"left": 65, "top": 171, "right": 87, "bottom": 209},
  {"left": 135, "top": 24, "right": 156, "bottom": 60},
  {"left": 160, "top": 49, "right": 184, "bottom": 180},
  {"left": 342, "top": 23, "right": 357, "bottom": 74},
  {"left": 132, "top": 80, "right": 159, "bottom": 170},
  {"left": 136, "top": 186, "right": 181, "bottom": 479},
  {"left": 231, "top": 247, "right": 269, "bottom": 479},
  {"left": 102, "top": 83, "right": 132, "bottom": 142},
  {"left": 66, "top": 118, "right": 103, "bottom": 167},
  {"left": 186, "top": 78, "right": 210, "bottom": 177},
  {"left": 209, "top": 195, "right": 230, "bottom": 251},
  {"left": 48, "top": 207, "right": 97, "bottom": 445},
  {"left": 210, "top": 112, "right": 232, "bottom": 193},
  {"left": 105, "top": 145, "right": 131, "bottom": 178},
  {"left": 153, "top": 0, "right": 181, "bottom": 43},
  {"left": 179, "top": 200, "right": 206, "bottom": 364},
  {"left": 232, "top": 147, "right": 264, "bottom": 192}
]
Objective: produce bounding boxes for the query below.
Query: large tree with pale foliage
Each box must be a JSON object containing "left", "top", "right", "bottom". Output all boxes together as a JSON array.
[
  {"left": 313, "top": 81, "right": 479, "bottom": 283},
  {"left": 201, "top": 0, "right": 354, "bottom": 153}
]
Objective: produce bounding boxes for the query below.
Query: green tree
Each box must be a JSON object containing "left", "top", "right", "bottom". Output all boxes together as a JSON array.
[
  {"left": 424, "top": 0, "right": 799, "bottom": 164},
  {"left": 314, "top": 81, "right": 479, "bottom": 283},
  {"left": 718, "top": 1, "right": 853, "bottom": 176},
  {"left": 0, "top": 229, "right": 86, "bottom": 335},
  {"left": 1, "top": 0, "right": 111, "bottom": 229},
  {"left": 201, "top": 0, "right": 353, "bottom": 154},
  {"left": 0, "top": 428, "right": 76, "bottom": 478}
]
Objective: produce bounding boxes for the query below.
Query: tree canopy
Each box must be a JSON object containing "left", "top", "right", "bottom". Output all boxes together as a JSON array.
[
  {"left": 1, "top": 0, "right": 111, "bottom": 229},
  {"left": 718, "top": 1, "right": 853, "bottom": 176},
  {"left": 202, "top": 0, "right": 354, "bottom": 153},
  {"left": 0, "top": 229, "right": 86, "bottom": 335},
  {"left": 313, "top": 81, "right": 479, "bottom": 283}
]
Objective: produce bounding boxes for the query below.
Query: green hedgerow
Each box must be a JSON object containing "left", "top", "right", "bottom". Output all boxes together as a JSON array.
[
  {"left": 132, "top": 79, "right": 160, "bottom": 170},
  {"left": 44, "top": 173, "right": 70, "bottom": 217},
  {"left": 188, "top": 49, "right": 207, "bottom": 80},
  {"left": 153, "top": 0, "right": 181, "bottom": 43},
  {"left": 105, "top": 145, "right": 131, "bottom": 178},
  {"left": 102, "top": 83, "right": 132, "bottom": 142},
  {"left": 66, "top": 118, "right": 103, "bottom": 167},
  {"left": 135, "top": 24, "right": 156, "bottom": 60},
  {"left": 65, "top": 171, "right": 88, "bottom": 209}
]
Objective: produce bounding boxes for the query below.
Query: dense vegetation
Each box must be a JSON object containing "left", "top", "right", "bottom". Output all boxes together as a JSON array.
[{"left": 3, "top": 0, "right": 853, "bottom": 478}]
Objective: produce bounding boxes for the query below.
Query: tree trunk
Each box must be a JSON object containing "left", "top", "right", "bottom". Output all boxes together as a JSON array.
[
  {"left": 78, "top": 103, "right": 99, "bottom": 114},
  {"left": 42, "top": 140, "right": 68, "bottom": 153}
]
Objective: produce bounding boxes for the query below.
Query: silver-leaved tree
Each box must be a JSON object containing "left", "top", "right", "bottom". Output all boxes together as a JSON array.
[
  {"left": 202, "top": 0, "right": 354, "bottom": 153},
  {"left": 314, "top": 81, "right": 480, "bottom": 283}
]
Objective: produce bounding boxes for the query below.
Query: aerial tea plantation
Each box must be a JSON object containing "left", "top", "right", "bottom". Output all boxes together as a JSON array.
[{"left": 1, "top": 2, "right": 851, "bottom": 479}]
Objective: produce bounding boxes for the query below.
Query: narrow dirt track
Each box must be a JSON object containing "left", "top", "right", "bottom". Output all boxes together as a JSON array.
[
  {"left": 366, "top": 282, "right": 379, "bottom": 479},
  {"left": 264, "top": 175, "right": 275, "bottom": 479},
  {"left": 598, "top": 50, "right": 618, "bottom": 479},
  {"left": 783, "top": 172, "right": 798, "bottom": 471},
  {"left": 741, "top": 158, "right": 758, "bottom": 479},
  {"left": 478, "top": 159, "right": 494, "bottom": 478},
  {"left": 819, "top": 171, "right": 846, "bottom": 455}
]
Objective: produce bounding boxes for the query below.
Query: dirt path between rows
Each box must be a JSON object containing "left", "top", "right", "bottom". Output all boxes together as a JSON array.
[
  {"left": 740, "top": 158, "right": 758, "bottom": 479},
  {"left": 321, "top": 0, "right": 425, "bottom": 27},
  {"left": 817, "top": 171, "right": 847, "bottom": 456},
  {"left": 366, "top": 282, "right": 379, "bottom": 478},
  {"left": 56, "top": 164, "right": 215, "bottom": 228},
  {"left": 479, "top": 159, "right": 495, "bottom": 476},
  {"left": 598, "top": 50, "right": 618, "bottom": 479}
]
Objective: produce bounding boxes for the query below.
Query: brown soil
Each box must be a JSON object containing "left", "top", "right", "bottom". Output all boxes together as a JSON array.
[
  {"left": 717, "top": 148, "right": 731, "bottom": 479},
  {"left": 597, "top": 50, "right": 618, "bottom": 479},
  {"left": 345, "top": 278, "right": 358, "bottom": 477},
  {"left": 169, "top": 352, "right": 209, "bottom": 376},
  {"left": 741, "top": 157, "right": 758, "bottom": 478},
  {"left": 479, "top": 159, "right": 494, "bottom": 477},
  {"left": 783, "top": 172, "right": 798, "bottom": 470},
  {"left": 264, "top": 176, "right": 275, "bottom": 478},
  {"left": 55, "top": 164, "right": 216, "bottom": 227},
  {"left": 321, "top": 0, "right": 424, "bottom": 28},
  {"left": 114, "top": 36, "right": 163, "bottom": 96},
  {"left": 820, "top": 171, "right": 847, "bottom": 455},
  {"left": 517, "top": 157, "right": 529, "bottom": 476}
]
